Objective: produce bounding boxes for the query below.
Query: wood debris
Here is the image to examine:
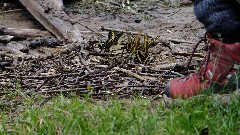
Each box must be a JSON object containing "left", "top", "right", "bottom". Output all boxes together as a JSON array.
[{"left": 19, "top": 0, "right": 83, "bottom": 43}]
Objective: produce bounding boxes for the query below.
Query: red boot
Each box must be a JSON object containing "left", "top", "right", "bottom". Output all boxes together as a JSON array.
[{"left": 165, "top": 34, "right": 240, "bottom": 98}]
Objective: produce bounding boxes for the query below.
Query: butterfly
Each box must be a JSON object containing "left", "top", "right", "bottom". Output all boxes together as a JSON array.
[
  {"left": 135, "top": 34, "right": 159, "bottom": 63},
  {"left": 104, "top": 30, "right": 125, "bottom": 52},
  {"left": 125, "top": 32, "right": 141, "bottom": 53}
]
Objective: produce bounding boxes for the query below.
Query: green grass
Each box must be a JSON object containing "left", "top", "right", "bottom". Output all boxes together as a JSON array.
[{"left": 0, "top": 93, "right": 240, "bottom": 135}]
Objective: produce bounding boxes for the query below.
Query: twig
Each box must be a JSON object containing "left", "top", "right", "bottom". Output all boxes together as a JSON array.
[
  {"left": 148, "top": 61, "right": 187, "bottom": 70},
  {"left": 164, "top": 38, "right": 196, "bottom": 44},
  {"left": 179, "top": 1, "right": 193, "bottom": 6},
  {"left": 174, "top": 52, "right": 204, "bottom": 57},
  {"left": 170, "top": 71, "right": 184, "bottom": 77},
  {"left": 38, "top": 97, "right": 51, "bottom": 107},
  {"left": 87, "top": 52, "right": 116, "bottom": 57},
  {"left": 0, "top": 26, "right": 52, "bottom": 38},
  {"left": 115, "top": 85, "right": 159, "bottom": 88},
  {"left": 113, "top": 67, "right": 146, "bottom": 81},
  {"left": 35, "top": 79, "right": 49, "bottom": 92},
  {"left": 37, "top": 89, "right": 88, "bottom": 94},
  {"left": 79, "top": 46, "right": 93, "bottom": 72},
  {"left": 79, "top": 31, "right": 108, "bottom": 34},
  {"left": 70, "top": 19, "right": 104, "bottom": 37},
  {"left": 151, "top": 89, "right": 165, "bottom": 100},
  {"left": 0, "top": 9, "right": 23, "bottom": 14},
  {"left": 138, "top": 72, "right": 163, "bottom": 77},
  {"left": 78, "top": 64, "right": 116, "bottom": 80},
  {"left": 11, "top": 74, "right": 61, "bottom": 79},
  {"left": 7, "top": 73, "right": 83, "bottom": 79}
]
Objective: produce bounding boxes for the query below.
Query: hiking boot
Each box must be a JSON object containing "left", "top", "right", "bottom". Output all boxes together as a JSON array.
[{"left": 165, "top": 34, "right": 240, "bottom": 98}]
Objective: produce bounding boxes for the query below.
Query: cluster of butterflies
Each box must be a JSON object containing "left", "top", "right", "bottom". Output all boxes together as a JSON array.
[{"left": 102, "top": 30, "right": 159, "bottom": 64}]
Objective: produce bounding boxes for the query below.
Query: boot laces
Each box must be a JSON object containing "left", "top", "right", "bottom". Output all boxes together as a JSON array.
[{"left": 187, "top": 33, "right": 210, "bottom": 79}]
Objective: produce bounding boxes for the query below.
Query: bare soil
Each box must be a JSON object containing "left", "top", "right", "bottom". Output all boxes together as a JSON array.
[{"left": 66, "top": 0, "right": 204, "bottom": 43}]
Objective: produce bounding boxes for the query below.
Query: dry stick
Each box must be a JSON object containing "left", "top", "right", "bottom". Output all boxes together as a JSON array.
[
  {"left": 0, "top": 9, "right": 23, "bottom": 14},
  {"left": 151, "top": 86, "right": 166, "bottom": 101},
  {"left": 59, "top": 43, "right": 80, "bottom": 54},
  {"left": 113, "top": 67, "right": 147, "bottom": 81},
  {"left": 37, "top": 89, "right": 88, "bottom": 94},
  {"left": 37, "top": 89, "right": 112, "bottom": 95},
  {"left": 179, "top": 1, "right": 193, "bottom": 6},
  {"left": 7, "top": 73, "right": 82, "bottom": 79},
  {"left": 46, "top": 83, "right": 160, "bottom": 88},
  {"left": 79, "top": 31, "right": 108, "bottom": 34},
  {"left": 38, "top": 97, "right": 51, "bottom": 107},
  {"left": 16, "top": 74, "right": 61, "bottom": 79},
  {"left": 79, "top": 46, "right": 93, "bottom": 72},
  {"left": 0, "top": 26, "right": 53, "bottom": 38},
  {"left": 70, "top": 19, "right": 105, "bottom": 37},
  {"left": 101, "top": 26, "right": 196, "bottom": 44},
  {"left": 87, "top": 52, "right": 116, "bottom": 57},
  {"left": 169, "top": 71, "right": 184, "bottom": 77},
  {"left": 115, "top": 85, "right": 159, "bottom": 88},
  {"left": 174, "top": 52, "right": 204, "bottom": 58},
  {"left": 71, "top": 19, "right": 97, "bottom": 33},
  {"left": 35, "top": 79, "right": 49, "bottom": 92},
  {"left": 78, "top": 63, "right": 116, "bottom": 80},
  {"left": 138, "top": 72, "right": 178, "bottom": 78},
  {"left": 147, "top": 61, "right": 187, "bottom": 70}
]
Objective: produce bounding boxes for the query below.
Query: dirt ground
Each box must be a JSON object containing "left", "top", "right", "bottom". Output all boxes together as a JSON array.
[
  {"left": 1, "top": 0, "right": 205, "bottom": 45},
  {"left": 0, "top": 0, "right": 207, "bottom": 99},
  {"left": 66, "top": 0, "right": 204, "bottom": 43}
]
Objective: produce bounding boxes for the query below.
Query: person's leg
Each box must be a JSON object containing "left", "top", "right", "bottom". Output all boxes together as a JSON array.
[
  {"left": 193, "top": 0, "right": 240, "bottom": 43},
  {"left": 165, "top": 0, "right": 240, "bottom": 98}
]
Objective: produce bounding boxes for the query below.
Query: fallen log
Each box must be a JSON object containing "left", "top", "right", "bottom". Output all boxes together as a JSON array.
[{"left": 18, "top": 0, "right": 83, "bottom": 43}]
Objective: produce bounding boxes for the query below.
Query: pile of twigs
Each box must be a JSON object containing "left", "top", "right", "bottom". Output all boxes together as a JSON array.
[{"left": 0, "top": 30, "right": 203, "bottom": 99}]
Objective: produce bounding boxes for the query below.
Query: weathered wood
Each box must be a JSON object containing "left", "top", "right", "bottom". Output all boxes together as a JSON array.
[
  {"left": 0, "top": 25, "right": 52, "bottom": 38},
  {"left": 45, "top": 0, "right": 63, "bottom": 10},
  {"left": 18, "top": 0, "right": 83, "bottom": 43},
  {"left": 0, "top": 35, "right": 14, "bottom": 43}
]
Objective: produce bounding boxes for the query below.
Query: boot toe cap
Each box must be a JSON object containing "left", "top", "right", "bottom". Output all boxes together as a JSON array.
[{"left": 164, "top": 82, "right": 171, "bottom": 98}]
